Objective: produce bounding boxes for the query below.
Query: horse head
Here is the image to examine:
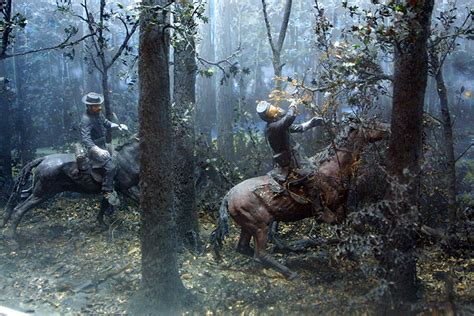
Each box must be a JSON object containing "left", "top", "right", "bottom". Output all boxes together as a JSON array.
[
  {"left": 348, "top": 119, "right": 390, "bottom": 152},
  {"left": 115, "top": 135, "right": 140, "bottom": 191}
]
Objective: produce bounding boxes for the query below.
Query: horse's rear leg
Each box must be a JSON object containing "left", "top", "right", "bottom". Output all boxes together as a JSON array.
[
  {"left": 5, "top": 194, "right": 49, "bottom": 239},
  {"left": 254, "top": 227, "right": 298, "bottom": 280},
  {"left": 2, "top": 198, "right": 19, "bottom": 228},
  {"left": 236, "top": 230, "right": 253, "bottom": 256}
]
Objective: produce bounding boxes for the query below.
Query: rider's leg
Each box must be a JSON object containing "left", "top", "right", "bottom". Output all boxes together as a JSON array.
[
  {"left": 102, "top": 159, "right": 120, "bottom": 206},
  {"left": 101, "top": 159, "right": 116, "bottom": 193}
]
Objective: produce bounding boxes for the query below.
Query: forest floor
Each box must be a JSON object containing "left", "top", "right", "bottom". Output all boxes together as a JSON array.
[{"left": 0, "top": 196, "right": 473, "bottom": 315}]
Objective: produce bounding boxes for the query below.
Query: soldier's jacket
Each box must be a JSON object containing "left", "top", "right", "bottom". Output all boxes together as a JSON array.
[
  {"left": 266, "top": 107, "right": 313, "bottom": 168},
  {"left": 80, "top": 111, "right": 113, "bottom": 164}
]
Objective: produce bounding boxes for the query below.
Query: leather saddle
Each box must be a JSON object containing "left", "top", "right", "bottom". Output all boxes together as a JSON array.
[
  {"left": 74, "top": 143, "right": 112, "bottom": 184},
  {"left": 256, "top": 168, "right": 316, "bottom": 205}
]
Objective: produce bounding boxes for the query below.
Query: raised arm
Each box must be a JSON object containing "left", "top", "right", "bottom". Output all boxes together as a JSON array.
[{"left": 290, "top": 117, "right": 324, "bottom": 133}]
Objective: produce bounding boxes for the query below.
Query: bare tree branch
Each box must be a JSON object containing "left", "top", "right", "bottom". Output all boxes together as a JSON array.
[
  {"left": 276, "top": 0, "right": 292, "bottom": 52},
  {"left": 1, "top": 32, "right": 96, "bottom": 60},
  {"left": 107, "top": 20, "right": 139, "bottom": 70},
  {"left": 196, "top": 46, "right": 242, "bottom": 77},
  {"left": 261, "top": 0, "right": 276, "bottom": 53},
  {"left": 455, "top": 143, "right": 473, "bottom": 163}
]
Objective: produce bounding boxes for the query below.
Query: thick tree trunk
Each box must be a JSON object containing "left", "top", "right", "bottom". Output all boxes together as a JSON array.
[
  {"left": 173, "top": 1, "right": 200, "bottom": 250},
  {"left": 385, "top": 0, "right": 434, "bottom": 305},
  {"left": 130, "top": 0, "right": 187, "bottom": 313},
  {"left": 435, "top": 66, "right": 457, "bottom": 231}
]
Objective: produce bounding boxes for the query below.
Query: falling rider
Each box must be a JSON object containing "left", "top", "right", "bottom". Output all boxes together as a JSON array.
[{"left": 257, "top": 100, "right": 324, "bottom": 182}]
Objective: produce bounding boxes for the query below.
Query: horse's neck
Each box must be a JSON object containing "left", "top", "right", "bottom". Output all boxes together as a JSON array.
[{"left": 117, "top": 142, "right": 139, "bottom": 162}]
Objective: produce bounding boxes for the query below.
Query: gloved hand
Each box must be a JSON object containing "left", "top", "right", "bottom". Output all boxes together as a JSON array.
[
  {"left": 310, "top": 116, "right": 324, "bottom": 127},
  {"left": 91, "top": 145, "right": 111, "bottom": 160},
  {"left": 118, "top": 124, "right": 128, "bottom": 131}
]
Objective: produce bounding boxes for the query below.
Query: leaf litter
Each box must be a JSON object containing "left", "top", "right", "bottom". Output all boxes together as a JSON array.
[{"left": 0, "top": 196, "right": 472, "bottom": 315}]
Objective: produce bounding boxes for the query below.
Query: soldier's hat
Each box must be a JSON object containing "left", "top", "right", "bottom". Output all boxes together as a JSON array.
[
  {"left": 256, "top": 101, "right": 272, "bottom": 121},
  {"left": 82, "top": 92, "right": 104, "bottom": 105}
]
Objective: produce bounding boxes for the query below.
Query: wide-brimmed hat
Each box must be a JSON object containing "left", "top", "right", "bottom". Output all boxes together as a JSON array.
[{"left": 82, "top": 92, "right": 104, "bottom": 105}]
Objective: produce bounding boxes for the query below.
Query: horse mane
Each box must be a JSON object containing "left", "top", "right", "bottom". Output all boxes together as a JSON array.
[
  {"left": 309, "top": 124, "right": 356, "bottom": 167},
  {"left": 116, "top": 134, "right": 139, "bottom": 151}
]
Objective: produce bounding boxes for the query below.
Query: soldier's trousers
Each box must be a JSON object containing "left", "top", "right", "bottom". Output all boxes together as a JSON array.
[{"left": 102, "top": 159, "right": 116, "bottom": 192}]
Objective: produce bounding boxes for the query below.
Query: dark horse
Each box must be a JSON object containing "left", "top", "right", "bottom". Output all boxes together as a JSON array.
[
  {"left": 211, "top": 120, "right": 389, "bottom": 279},
  {"left": 1, "top": 137, "right": 140, "bottom": 239}
]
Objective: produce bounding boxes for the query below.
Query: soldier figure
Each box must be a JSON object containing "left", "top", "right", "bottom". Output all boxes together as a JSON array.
[
  {"left": 80, "top": 92, "right": 127, "bottom": 204},
  {"left": 257, "top": 100, "right": 323, "bottom": 181}
]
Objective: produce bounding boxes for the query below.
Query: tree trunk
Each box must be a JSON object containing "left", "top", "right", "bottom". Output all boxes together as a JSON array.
[
  {"left": 173, "top": 0, "right": 200, "bottom": 250},
  {"left": 0, "top": 61, "right": 13, "bottom": 199},
  {"left": 12, "top": 19, "right": 34, "bottom": 164},
  {"left": 130, "top": 0, "right": 187, "bottom": 313},
  {"left": 196, "top": 0, "right": 216, "bottom": 143},
  {"left": 435, "top": 66, "right": 457, "bottom": 231},
  {"left": 62, "top": 57, "right": 73, "bottom": 142},
  {"left": 101, "top": 67, "right": 113, "bottom": 143},
  {"left": 261, "top": 0, "right": 293, "bottom": 90},
  {"left": 216, "top": 0, "right": 235, "bottom": 160},
  {"left": 385, "top": 0, "right": 434, "bottom": 305}
]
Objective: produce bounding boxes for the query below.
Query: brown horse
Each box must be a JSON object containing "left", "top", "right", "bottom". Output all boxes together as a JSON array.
[{"left": 211, "top": 120, "right": 390, "bottom": 279}]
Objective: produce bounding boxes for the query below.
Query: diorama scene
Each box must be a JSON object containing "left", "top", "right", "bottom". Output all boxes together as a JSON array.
[{"left": 0, "top": 0, "right": 473, "bottom": 314}]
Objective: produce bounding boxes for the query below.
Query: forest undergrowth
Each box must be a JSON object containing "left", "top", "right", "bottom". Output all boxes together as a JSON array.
[{"left": 0, "top": 196, "right": 472, "bottom": 315}]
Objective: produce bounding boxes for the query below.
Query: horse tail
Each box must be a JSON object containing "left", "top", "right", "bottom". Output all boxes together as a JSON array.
[
  {"left": 3, "top": 157, "right": 44, "bottom": 226},
  {"left": 210, "top": 193, "right": 230, "bottom": 260}
]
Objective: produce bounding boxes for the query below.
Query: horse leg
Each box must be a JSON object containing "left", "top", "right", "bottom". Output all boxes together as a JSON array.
[
  {"left": 254, "top": 227, "right": 298, "bottom": 280},
  {"left": 2, "top": 197, "right": 21, "bottom": 228},
  {"left": 269, "top": 221, "right": 298, "bottom": 254},
  {"left": 97, "top": 197, "right": 115, "bottom": 229},
  {"left": 236, "top": 229, "right": 253, "bottom": 256},
  {"left": 4, "top": 194, "right": 49, "bottom": 239}
]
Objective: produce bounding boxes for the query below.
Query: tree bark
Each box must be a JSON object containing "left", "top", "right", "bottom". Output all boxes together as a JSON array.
[
  {"left": 385, "top": 0, "right": 434, "bottom": 305},
  {"left": 130, "top": 0, "right": 187, "bottom": 313},
  {"left": 434, "top": 66, "right": 457, "bottom": 231},
  {"left": 173, "top": 0, "right": 200, "bottom": 250}
]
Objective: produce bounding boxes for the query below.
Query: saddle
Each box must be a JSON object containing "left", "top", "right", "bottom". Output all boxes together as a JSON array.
[
  {"left": 255, "top": 168, "right": 317, "bottom": 206},
  {"left": 73, "top": 143, "right": 109, "bottom": 183}
]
